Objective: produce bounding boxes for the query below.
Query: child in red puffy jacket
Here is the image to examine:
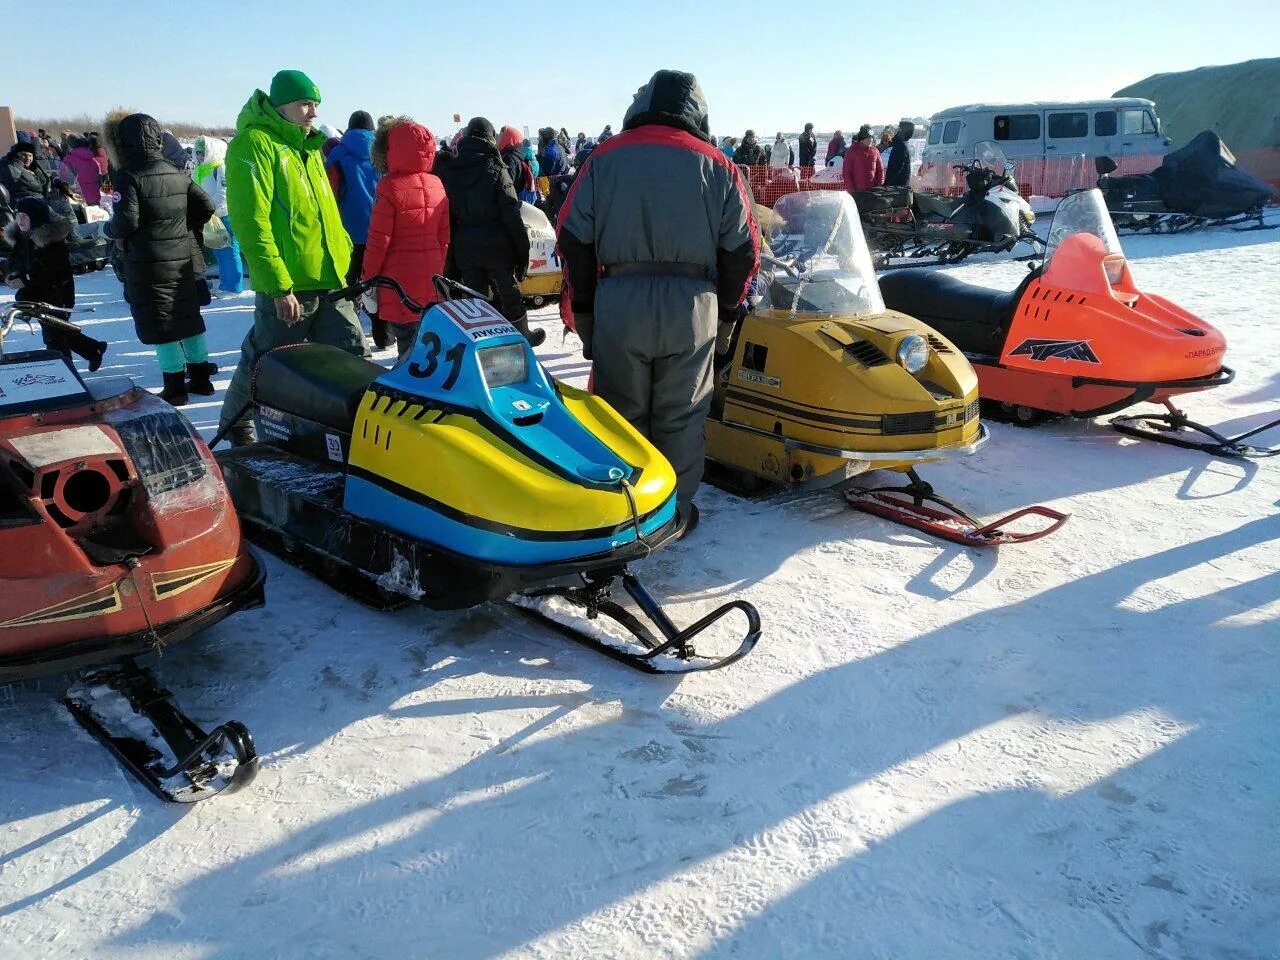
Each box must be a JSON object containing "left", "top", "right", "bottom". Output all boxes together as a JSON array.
[{"left": 362, "top": 118, "right": 450, "bottom": 359}]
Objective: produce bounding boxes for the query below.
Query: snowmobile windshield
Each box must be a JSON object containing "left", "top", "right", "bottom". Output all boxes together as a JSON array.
[
  {"left": 760, "top": 191, "right": 884, "bottom": 318},
  {"left": 1044, "top": 189, "right": 1123, "bottom": 271},
  {"left": 971, "top": 140, "right": 1013, "bottom": 175}
]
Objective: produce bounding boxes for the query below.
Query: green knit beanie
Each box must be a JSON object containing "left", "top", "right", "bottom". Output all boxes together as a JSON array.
[{"left": 268, "top": 69, "right": 321, "bottom": 106}]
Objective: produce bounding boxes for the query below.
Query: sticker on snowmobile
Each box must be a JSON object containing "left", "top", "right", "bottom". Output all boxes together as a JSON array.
[
  {"left": 325, "top": 433, "right": 343, "bottom": 462},
  {"left": 1009, "top": 339, "right": 1101, "bottom": 363},
  {"left": 738, "top": 369, "right": 782, "bottom": 389},
  {"left": 9, "top": 425, "right": 120, "bottom": 468},
  {"left": 0, "top": 359, "right": 88, "bottom": 408},
  {"left": 437, "top": 299, "right": 518, "bottom": 340}
]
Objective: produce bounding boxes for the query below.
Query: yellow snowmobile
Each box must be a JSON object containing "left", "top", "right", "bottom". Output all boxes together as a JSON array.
[{"left": 706, "top": 190, "right": 1066, "bottom": 546}]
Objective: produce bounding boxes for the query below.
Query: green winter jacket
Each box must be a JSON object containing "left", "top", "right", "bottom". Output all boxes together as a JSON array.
[{"left": 225, "top": 90, "right": 351, "bottom": 296}]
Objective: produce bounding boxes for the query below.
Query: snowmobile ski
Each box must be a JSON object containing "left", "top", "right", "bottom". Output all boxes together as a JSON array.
[
  {"left": 844, "top": 469, "right": 1068, "bottom": 547},
  {"left": 64, "top": 659, "right": 259, "bottom": 803},
  {"left": 512, "top": 569, "right": 761, "bottom": 674},
  {"left": 1111, "top": 401, "right": 1280, "bottom": 459}
]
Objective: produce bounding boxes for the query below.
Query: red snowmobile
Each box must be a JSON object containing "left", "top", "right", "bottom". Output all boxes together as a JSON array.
[
  {"left": 880, "top": 189, "right": 1278, "bottom": 459},
  {"left": 0, "top": 302, "right": 266, "bottom": 802}
]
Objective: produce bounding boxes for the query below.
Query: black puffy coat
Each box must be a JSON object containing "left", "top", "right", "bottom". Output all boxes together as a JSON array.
[
  {"left": 436, "top": 136, "right": 529, "bottom": 272},
  {"left": 734, "top": 136, "right": 767, "bottom": 166},
  {"left": 3, "top": 218, "right": 74, "bottom": 308},
  {"left": 106, "top": 114, "right": 215, "bottom": 344},
  {"left": 0, "top": 149, "right": 50, "bottom": 204}
]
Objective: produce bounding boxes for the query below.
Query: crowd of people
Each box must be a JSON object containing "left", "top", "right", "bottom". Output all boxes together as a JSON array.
[{"left": 1, "top": 68, "right": 763, "bottom": 526}]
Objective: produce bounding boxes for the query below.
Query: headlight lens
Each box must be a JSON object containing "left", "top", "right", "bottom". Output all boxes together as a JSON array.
[
  {"left": 896, "top": 334, "right": 929, "bottom": 374},
  {"left": 478, "top": 343, "right": 528, "bottom": 388}
]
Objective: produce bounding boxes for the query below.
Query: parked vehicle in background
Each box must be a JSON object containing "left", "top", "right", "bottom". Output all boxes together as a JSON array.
[{"left": 921, "top": 99, "right": 1172, "bottom": 197}]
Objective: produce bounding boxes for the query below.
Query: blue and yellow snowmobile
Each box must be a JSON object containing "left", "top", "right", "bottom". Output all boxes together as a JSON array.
[{"left": 215, "top": 276, "right": 760, "bottom": 673}]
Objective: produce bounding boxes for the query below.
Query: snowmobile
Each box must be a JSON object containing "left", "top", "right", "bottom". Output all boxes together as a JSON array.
[
  {"left": 879, "top": 188, "right": 1278, "bottom": 458},
  {"left": 1096, "top": 131, "right": 1275, "bottom": 234},
  {"left": 214, "top": 275, "right": 761, "bottom": 673},
  {"left": 707, "top": 190, "right": 1067, "bottom": 547},
  {"left": 49, "top": 178, "right": 114, "bottom": 274},
  {"left": 859, "top": 142, "right": 1042, "bottom": 268},
  {"left": 0, "top": 301, "right": 266, "bottom": 802},
  {"left": 518, "top": 202, "right": 562, "bottom": 309}
]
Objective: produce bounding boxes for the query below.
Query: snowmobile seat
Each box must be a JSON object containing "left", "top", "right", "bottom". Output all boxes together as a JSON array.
[
  {"left": 252, "top": 344, "right": 384, "bottom": 434},
  {"left": 880, "top": 269, "right": 1033, "bottom": 358}
]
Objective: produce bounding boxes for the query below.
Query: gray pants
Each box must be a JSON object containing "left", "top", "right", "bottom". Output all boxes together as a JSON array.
[
  {"left": 392, "top": 320, "right": 420, "bottom": 360},
  {"left": 219, "top": 291, "right": 370, "bottom": 432},
  {"left": 591, "top": 277, "right": 717, "bottom": 512}
]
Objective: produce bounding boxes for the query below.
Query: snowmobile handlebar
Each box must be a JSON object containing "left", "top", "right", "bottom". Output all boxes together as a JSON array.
[
  {"left": 324, "top": 275, "right": 493, "bottom": 314},
  {"left": 761, "top": 251, "right": 802, "bottom": 278},
  {"left": 1, "top": 301, "right": 93, "bottom": 339}
]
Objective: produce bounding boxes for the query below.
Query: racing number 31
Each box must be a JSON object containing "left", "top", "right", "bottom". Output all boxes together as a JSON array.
[{"left": 409, "top": 332, "right": 465, "bottom": 390}]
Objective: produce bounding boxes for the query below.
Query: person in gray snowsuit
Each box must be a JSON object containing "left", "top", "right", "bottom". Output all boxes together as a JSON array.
[{"left": 557, "top": 69, "right": 759, "bottom": 530}]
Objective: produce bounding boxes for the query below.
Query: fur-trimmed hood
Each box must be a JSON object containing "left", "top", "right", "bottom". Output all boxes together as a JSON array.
[
  {"left": 4, "top": 216, "right": 72, "bottom": 249},
  {"left": 372, "top": 116, "right": 435, "bottom": 176},
  {"left": 102, "top": 107, "right": 135, "bottom": 171}
]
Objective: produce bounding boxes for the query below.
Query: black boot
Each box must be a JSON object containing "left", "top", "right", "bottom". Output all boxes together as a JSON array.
[
  {"left": 71, "top": 333, "right": 108, "bottom": 373},
  {"left": 678, "top": 502, "right": 700, "bottom": 540},
  {"left": 371, "top": 315, "right": 392, "bottom": 350},
  {"left": 158, "top": 371, "right": 189, "bottom": 406},
  {"left": 41, "top": 324, "right": 107, "bottom": 373},
  {"left": 186, "top": 361, "right": 217, "bottom": 396},
  {"left": 513, "top": 317, "right": 546, "bottom": 348}
]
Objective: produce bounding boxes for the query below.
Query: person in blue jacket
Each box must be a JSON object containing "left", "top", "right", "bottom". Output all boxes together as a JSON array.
[
  {"left": 536, "top": 127, "right": 569, "bottom": 177},
  {"left": 325, "top": 110, "right": 385, "bottom": 345}
]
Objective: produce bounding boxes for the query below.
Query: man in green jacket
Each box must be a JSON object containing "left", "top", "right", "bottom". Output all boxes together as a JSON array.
[{"left": 218, "top": 69, "right": 370, "bottom": 444}]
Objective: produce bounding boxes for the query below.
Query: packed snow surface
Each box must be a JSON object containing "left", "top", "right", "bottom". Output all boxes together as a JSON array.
[{"left": 2, "top": 216, "right": 1278, "bottom": 959}]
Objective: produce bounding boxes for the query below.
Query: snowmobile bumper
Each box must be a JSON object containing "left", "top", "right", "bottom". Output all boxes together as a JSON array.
[
  {"left": 0, "top": 548, "right": 267, "bottom": 684},
  {"left": 784, "top": 421, "right": 990, "bottom": 465}
]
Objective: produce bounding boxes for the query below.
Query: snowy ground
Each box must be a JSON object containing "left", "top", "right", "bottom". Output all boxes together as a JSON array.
[{"left": 2, "top": 216, "right": 1278, "bottom": 960}]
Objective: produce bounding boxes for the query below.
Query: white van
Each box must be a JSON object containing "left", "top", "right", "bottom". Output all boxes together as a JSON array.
[{"left": 922, "top": 99, "right": 1172, "bottom": 167}]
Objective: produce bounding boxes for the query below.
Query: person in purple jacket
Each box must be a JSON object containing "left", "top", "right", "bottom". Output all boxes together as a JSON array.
[{"left": 58, "top": 135, "right": 105, "bottom": 206}]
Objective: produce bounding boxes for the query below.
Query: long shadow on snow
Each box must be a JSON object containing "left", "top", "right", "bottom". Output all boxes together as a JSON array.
[{"left": 104, "top": 512, "right": 1279, "bottom": 959}]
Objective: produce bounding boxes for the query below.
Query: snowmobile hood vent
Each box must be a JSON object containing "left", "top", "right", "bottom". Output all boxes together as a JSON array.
[
  {"left": 843, "top": 340, "right": 893, "bottom": 368},
  {"left": 925, "top": 334, "right": 954, "bottom": 354}
]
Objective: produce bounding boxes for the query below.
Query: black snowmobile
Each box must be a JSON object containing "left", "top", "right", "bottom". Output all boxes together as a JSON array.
[
  {"left": 0, "top": 181, "right": 112, "bottom": 274},
  {"left": 214, "top": 275, "right": 762, "bottom": 674},
  {"left": 1096, "top": 131, "right": 1276, "bottom": 234},
  {"left": 858, "top": 142, "right": 1043, "bottom": 268}
]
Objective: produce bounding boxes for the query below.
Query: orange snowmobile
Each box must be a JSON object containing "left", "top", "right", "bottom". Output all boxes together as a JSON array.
[
  {"left": 879, "top": 189, "right": 1277, "bottom": 458},
  {"left": 0, "top": 302, "right": 265, "bottom": 802}
]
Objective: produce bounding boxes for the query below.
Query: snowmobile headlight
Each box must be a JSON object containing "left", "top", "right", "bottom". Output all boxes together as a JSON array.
[
  {"left": 478, "top": 343, "right": 528, "bottom": 388},
  {"left": 896, "top": 335, "right": 930, "bottom": 375}
]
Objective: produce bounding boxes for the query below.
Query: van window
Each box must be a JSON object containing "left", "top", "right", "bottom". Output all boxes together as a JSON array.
[
  {"left": 1122, "top": 110, "right": 1158, "bottom": 136},
  {"left": 927, "top": 123, "right": 942, "bottom": 145},
  {"left": 993, "top": 114, "right": 1040, "bottom": 141},
  {"left": 1094, "top": 111, "right": 1117, "bottom": 137},
  {"left": 1047, "top": 112, "right": 1088, "bottom": 139},
  {"left": 942, "top": 120, "right": 961, "bottom": 144}
]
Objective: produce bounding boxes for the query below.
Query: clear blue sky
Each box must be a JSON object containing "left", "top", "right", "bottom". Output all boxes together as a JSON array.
[{"left": 8, "top": 0, "right": 1278, "bottom": 138}]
